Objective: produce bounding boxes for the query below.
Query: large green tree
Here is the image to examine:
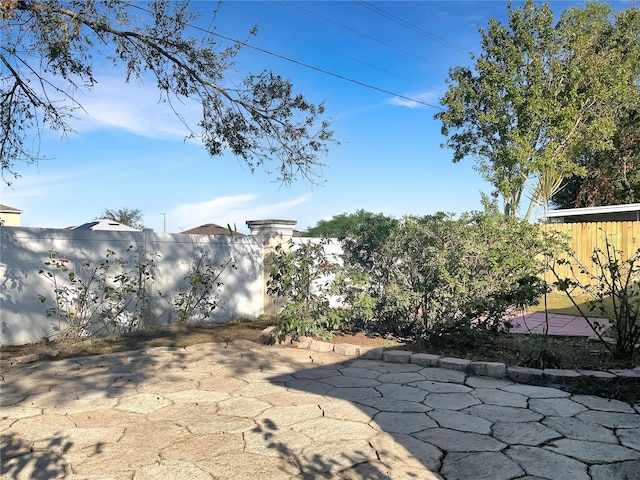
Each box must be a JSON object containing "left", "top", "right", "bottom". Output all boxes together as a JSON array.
[
  {"left": 306, "top": 209, "right": 398, "bottom": 272},
  {"left": 98, "top": 207, "right": 144, "bottom": 229},
  {"left": 1, "top": 0, "right": 334, "bottom": 184},
  {"left": 436, "top": 1, "right": 640, "bottom": 219},
  {"left": 306, "top": 209, "right": 395, "bottom": 238},
  {"left": 552, "top": 111, "right": 640, "bottom": 208}
]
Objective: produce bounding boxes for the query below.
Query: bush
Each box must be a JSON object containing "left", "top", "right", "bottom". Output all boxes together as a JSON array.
[
  {"left": 267, "top": 239, "right": 343, "bottom": 338},
  {"left": 552, "top": 235, "right": 640, "bottom": 361},
  {"left": 38, "top": 247, "right": 159, "bottom": 339},
  {"left": 38, "top": 248, "right": 235, "bottom": 340},
  {"left": 338, "top": 209, "right": 553, "bottom": 345},
  {"left": 171, "top": 255, "right": 235, "bottom": 324}
]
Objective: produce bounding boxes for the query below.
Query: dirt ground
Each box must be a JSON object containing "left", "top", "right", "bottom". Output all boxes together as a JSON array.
[
  {"left": 3, "top": 318, "right": 638, "bottom": 403},
  {"left": 0, "top": 317, "right": 631, "bottom": 372}
]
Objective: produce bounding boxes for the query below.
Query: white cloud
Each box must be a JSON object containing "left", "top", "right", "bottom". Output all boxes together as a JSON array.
[
  {"left": 1, "top": 165, "right": 104, "bottom": 201},
  {"left": 69, "top": 74, "right": 200, "bottom": 139},
  {"left": 166, "top": 193, "right": 312, "bottom": 232},
  {"left": 388, "top": 90, "right": 440, "bottom": 109}
]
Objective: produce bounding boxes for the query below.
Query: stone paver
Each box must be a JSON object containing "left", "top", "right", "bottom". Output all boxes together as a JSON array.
[
  {"left": 491, "top": 422, "right": 560, "bottom": 446},
  {"left": 571, "top": 394, "right": 637, "bottom": 413},
  {"left": 1, "top": 340, "right": 638, "bottom": 480},
  {"left": 618, "top": 427, "right": 640, "bottom": 452},
  {"left": 441, "top": 452, "right": 524, "bottom": 480},
  {"left": 372, "top": 411, "right": 437, "bottom": 434},
  {"left": 501, "top": 384, "right": 571, "bottom": 398},
  {"left": 528, "top": 397, "right": 588, "bottom": 417},
  {"left": 471, "top": 388, "right": 528, "bottom": 407},
  {"left": 541, "top": 416, "right": 618, "bottom": 443},
  {"left": 427, "top": 409, "right": 492, "bottom": 434},
  {"left": 463, "top": 404, "right": 544, "bottom": 423},
  {"left": 369, "top": 432, "right": 443, "bottom": 472},
  {"left": 414, "top": 427, "right": 507, "bottom": 452},
  {"left": 589, "top": 459, "right": 640, "bottom": 480},
  {"left": 410, "top": 380, "right": 472, "bottom": 393},
  {"left": 422, "top": 392, "right": 481, "bottom": 410},
  {"left": 505, "top": 445, "right": 590, "bottom": 480},
  {"left": 576, "top": 410, "right": 640, "bottom": 428},
  {"left": 544, "top": 438, "right": 639, "bottom": 463},
  {"left": 420, "top": 367, "right": 467, "bottom": 384}
]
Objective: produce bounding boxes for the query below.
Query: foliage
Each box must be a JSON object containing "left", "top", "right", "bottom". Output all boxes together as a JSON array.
[
  {"left": 551, "top": 236, "right": 640, "bottom": 360},
  {"left": 552, "top": 111, "right": 640, "bottom": 208},
  {"left": 339, "top": 209, "right": 554, "bottom": 346},
  {"left": 335, "top": 211, "right": 398, "bottom": 271},
  {"left": 37, "top": 247, "right": 159, "bottom": 339},
  {"left": 37, "top": 246, "right": 238, "bottom": 339},
  {"left": 521, "top": 334, "right": 563, "bottom": 369},
  {"left": 172, "top": 255, "right": 235, "bottom": 324},
  {"left": 99, "top": 207, "right": 145, "bottom": 230},
  {"left": 1, "top": 0, "right": 334, "bottom": 184},
  {"left": 551, "top": 5, "right": 640, "bottom": 209},
  {"left": 38, "top": 251, "right": 104, "bottom": 338},
  {"left": 267, "top": 239, "right": 342, "bottom": 338},
  {"left": 436, "top": 0, "right": 640, "bottom": 219},
  {"left": 305, "top": 209, "right": 397, "bottom": 241}
]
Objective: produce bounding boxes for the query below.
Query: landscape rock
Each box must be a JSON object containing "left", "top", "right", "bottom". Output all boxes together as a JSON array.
[{"left": 383, "top": 350, "right": 412, "bottom": 363}]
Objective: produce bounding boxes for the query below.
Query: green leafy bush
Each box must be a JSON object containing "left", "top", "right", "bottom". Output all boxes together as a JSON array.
[
  {"left": 339, "top": 209, "right": 553, "bottom": 346},
  {"left": 552, "top": 236, "right": 640, "bottom": 361},
  {"left": 171, "top": 255, "right": 235, "bottom": 324},
  {"left": 38, "top": 248, "right": 235, "bottom": 340},
  {"left": 38, "top": 247, "right": 159, "bottom": 339},
  {"left": 267, "top": 239, "right": 342, "bottom": 338}
]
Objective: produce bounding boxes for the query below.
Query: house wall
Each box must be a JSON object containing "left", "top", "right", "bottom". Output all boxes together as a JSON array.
[
  {"left": 0, "top": 227, "right": 265, "bottom": 345},
  {"left": 0, "top": 211, "right": 21, "bottom": 226}
]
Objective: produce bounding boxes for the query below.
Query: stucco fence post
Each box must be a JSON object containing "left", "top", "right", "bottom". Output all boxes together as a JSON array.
[{"left": 246, "top": 219, "right": 297, "bottom": 316}]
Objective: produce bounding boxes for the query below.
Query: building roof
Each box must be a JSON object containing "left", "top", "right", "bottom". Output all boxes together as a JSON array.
[
  {"left": 72, "top": 219, "right": 141, "bottom": 231},
  {"left": 0, "top": 204, "right": 22, "bottom": 213},
  {"left": 545, "top": 203, "right": 640, "bottom": 223},
  {"left": 181, "top": 223, "right": 244, "bottom": 235}
]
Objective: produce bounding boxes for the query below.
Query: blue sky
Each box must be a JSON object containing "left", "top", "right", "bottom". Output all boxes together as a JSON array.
[{"left": 2, "top": 0, "right": 605, "bottom": 233}]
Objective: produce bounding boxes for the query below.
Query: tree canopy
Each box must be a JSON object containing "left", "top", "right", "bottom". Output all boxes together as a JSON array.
[
  {"left": 1, "top": 0, "right": 334, "bottom": 184},
  {"left": 436, "top": 0, "right": 640, "bottom": 218},
  {"left": 551, "top": 110, "right": 640, "bottom": 208},
  {"left": 305, "top": 209, "right": 396, "bottom": 240},
  {"left": 98, "top": 207, "right": 144, "bottom": 229},
  {"left": 305, "top": 209, "right": 398, "bottom": 271}
]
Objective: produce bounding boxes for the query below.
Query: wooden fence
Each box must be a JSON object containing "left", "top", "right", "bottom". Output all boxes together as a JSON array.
[{"left": 542, "top": 221, "right": 640, "bottom": 287}]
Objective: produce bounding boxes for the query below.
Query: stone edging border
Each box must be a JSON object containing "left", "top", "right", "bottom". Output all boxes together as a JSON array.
[{"left": 278, "top": 335, "right": 640, "bottom": 398}]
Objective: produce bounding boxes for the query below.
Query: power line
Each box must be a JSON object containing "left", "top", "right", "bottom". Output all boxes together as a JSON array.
[
  {"left": 355, "top": 1, "right": 470, "bottom": 55},
  {"left": 284, "top": 0, "right": 448, "bottom": 71},
  {"left": 228, "top": 7, "right": 437, "bottom": 91},
  {"left": 212, "top": 30, "right": 445, "bottom": 110},
  {"left": 124, "top": 2, "right": 445, "bottom": 110}
]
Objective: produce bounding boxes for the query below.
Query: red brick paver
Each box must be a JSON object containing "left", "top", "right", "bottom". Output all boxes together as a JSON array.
[{"left": 509, "top": 312, "right": 611, "bottom": 337}]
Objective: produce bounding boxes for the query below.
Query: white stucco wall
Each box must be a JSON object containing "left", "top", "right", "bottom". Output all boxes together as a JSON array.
[{"left": 0, "top": 227, "right": 264, "bottom": 345}]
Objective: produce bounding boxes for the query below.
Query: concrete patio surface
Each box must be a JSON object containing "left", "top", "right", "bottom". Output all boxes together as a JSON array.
[
  {"left": 509, "top": 312, "right": 611, "bottom": 337},
  {"left": 1, "top": 339, "right": 638, "bottom": 480}
]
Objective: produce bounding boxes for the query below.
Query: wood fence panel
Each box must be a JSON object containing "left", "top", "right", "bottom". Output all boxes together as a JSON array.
[{"left": 543, "top": 221, "right": 640, "bottom": 286}]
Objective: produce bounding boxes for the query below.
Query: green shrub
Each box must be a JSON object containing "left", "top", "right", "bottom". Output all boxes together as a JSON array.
[
  {"left": 38, "top": 247, "right": 159, "bottom": 339},
  {"left": 522, "top": 334, "right": 563, "bottom": 369},
  {"left": 38, "top": 248, "right": 234, "bottom": 339},
  {"left": 552, "top": 235, "right": 640, "bottom": 361},
  {"left": 338, "top": 208, "right": 554, "bottom": 344},
  {"left": 267, "top": 239, "right": 342, "bottom": 338},
  {"left": 171, "top": 255, "right": 235, "bottom": 324}
]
